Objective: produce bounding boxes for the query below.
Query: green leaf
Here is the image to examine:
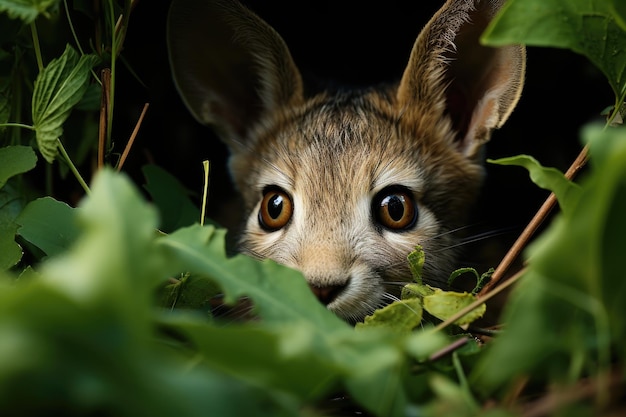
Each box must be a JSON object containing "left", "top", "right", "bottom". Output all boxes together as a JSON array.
[
  {"left": 488, "top": 155, "right": 581, "bottom": 213},
  {"left": 423, "top": 288, "right": 486, "bottom": 326},
  {"left": 31, "top": 44, "right": 98, "bottom": 163},
  {"left": 142, "top": 164, "right": 202, "bottom": 232},
  {"left": 408, "top": 245, "right": 425, "bottom": 284},
  {"left": 483, "top": 0, "right": 626, "bottom": 98},
  {"left": 611, "top": 0, "right": 626, "bottom": 30},
  {"left": 474, "top": 124, "right": 626, "bottom": 391},
  {"left": 357, "top": 299, "right": 423, "bottom": 332},
  {"left": 0, "top": 169, "right": 295, "bottom": 417},
  {"left": 0, "top": 145, "right": 37, "bottom": 188},
  {"left": 0, "top": 187, "right": 22, "bottom": 270},
  {"left": 15, "top": 196, "right": 78, "bottom": 257},
  {"left": 0, "top": 88, "right": 9, "bottom": 130},
  {"left": 159, "top": 224, "right": 347, "bottom": 329},
  {"left": 0, "top": 0, "right": 59, "bottom": 23}
]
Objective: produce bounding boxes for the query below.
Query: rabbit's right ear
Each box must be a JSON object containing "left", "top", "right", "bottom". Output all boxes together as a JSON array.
[{"left": 167, "top": 0, "right": 304, "bottom": 151}]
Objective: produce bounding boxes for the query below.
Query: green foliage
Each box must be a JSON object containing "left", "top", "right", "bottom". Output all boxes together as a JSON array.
[
  {"left": 473, "top": 125, "right": 626, "bottom": 395},
  {"left": 483, "top": 0, "right": 626, "bottom": 102},
  {"left": 0, "top": 0, "right": 625, "bottom": 415},
  {"left": 32, "top": 45, "right": 98, "bottom": 163},
  {"left": 489, "top": 155, "right": 581, "bottom": 212}
]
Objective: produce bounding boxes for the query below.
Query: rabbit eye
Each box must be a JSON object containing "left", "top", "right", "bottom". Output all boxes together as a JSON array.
[
  {"left": 373, "top": 187, "right": 418, "bottom": 231},
  {"left": 258, "top": 187, "right": 293, "bottom": 231}
]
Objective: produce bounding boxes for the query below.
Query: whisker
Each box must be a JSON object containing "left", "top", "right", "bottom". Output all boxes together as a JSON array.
[{"left": 429, "top": 227, "right": 518, "bottom": 253}]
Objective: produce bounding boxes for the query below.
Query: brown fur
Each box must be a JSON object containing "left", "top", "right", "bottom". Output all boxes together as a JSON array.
[{"left": 167, "top": 0, "right": 525, "bottom": 322}]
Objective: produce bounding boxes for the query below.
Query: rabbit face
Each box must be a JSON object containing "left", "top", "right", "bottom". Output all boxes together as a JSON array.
[{"left": 167, "top": 0, "right": 525, "bottom": 321}]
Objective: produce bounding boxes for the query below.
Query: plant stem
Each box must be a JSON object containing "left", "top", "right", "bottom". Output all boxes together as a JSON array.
[
  {"left": 57, "top": 138, "right": 91, "bottom": 195},
  {"left": 30, "top": 23, "right": 44, "bottom": 71},
  {"left": 201, "top": 160, "right": 211, "bottom": 226},
  {"left": 0, "top": 123, "right": 35, "bottom": 130},
  {"left": 105, "top": 0, "right": 118, "bottom": 153}
]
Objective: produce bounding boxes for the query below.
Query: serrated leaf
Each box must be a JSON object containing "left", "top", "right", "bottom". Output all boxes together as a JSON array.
[
  {"left": 31, "top": 44, "right": 98, "bottom": 163},
  {"left": 0, "top": 0, "right": 59, "bottom": 24},
  {"left": 356, "top": 298, "right": 423, "bottom": 332},
  {"left": 488, "top": 155, "right": 581, "bottom": 213},
  {"left": 483, "top": 0, "right": 626, "bottom": 98},
  {"left": 0, "top": 146, "right": 37, "bottom": 188},
  {"left": 423, "top": 288, "right": 486, "bottom": 326}
]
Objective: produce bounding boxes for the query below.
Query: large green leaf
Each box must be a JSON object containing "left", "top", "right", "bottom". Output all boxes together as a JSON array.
[
  {"left": 0, "top": 0, "right": 58, "bottom": 23},
  {"left": 0, "top": 169, "right": 297, "bottom": 416},
  {"left": 159, "top": 224, "right": 347, "bottom": 330},
  {"left": 0, "top": 145, "right": 37, "bottom": 188},
  {"left": 31, "top": 45, "right": 98, "bottom": 163},
  {"left": 483, "top": 0, "right": 626, "bottom": 99}
]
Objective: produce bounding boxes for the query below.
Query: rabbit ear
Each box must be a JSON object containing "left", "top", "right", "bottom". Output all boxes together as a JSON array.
[
  {"left": 167, "top": 0, "right": 304, "bottom": 151},
  {"left": 397, "top": 0, "right": 525, "bottom": 159}
]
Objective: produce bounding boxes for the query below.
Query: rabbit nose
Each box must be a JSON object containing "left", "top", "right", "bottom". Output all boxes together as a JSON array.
[{"left": 309, "top": 282, "right": 348, "bottom": 305}]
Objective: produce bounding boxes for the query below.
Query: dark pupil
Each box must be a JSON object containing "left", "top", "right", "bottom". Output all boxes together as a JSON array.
[
  {"left": 268, "top": 194, "right": 284, "bottom": 219},
  {"left": 385, "top": 195, "right": 404, "bottom": 221}
]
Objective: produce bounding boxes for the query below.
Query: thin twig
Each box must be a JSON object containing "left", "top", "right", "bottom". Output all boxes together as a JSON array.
[
  {"left": 478, "top": 145, "right": 589, "bottom": 297},
  {"left": 429, "top": 337, "right": 470, "bottom": 362},
  {"left": 117, "top": 103, "right": 149, "bottom": 171},
  {"left": 98, "top": 69, "right": 111, "bottom": 169},
  {"left": 201, "top": 160, "right": 210, "bottom": 226}
]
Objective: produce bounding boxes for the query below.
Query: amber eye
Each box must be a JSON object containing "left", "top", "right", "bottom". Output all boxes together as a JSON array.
[
  {"left": 258, "top": 187, "right": 293, "bottom": 231},
  {"left": 373, "top": 187, "right": 418, "bottom": 231}
]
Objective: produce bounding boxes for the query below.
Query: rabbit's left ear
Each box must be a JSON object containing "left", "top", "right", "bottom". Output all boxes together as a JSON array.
[
  {"left": 167, "top": 0, "right": 304, "bottom": 151},
  {"left": 397, "top": 0, "right": 525, "bottom": 159}
]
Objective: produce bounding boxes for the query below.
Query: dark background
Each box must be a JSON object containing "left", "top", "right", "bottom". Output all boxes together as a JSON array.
[{"left": 113, "top": 0, "right": 612, "bottom": 271}]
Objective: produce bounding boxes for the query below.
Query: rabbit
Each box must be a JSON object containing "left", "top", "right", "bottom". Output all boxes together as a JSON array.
[{"left": 167, "top": 0, "right": 525, "bottom": 323}]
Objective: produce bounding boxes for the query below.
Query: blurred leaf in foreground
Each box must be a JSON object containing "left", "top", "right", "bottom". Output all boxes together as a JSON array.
[
  {"left": 0, "top": 0, "right": 59, "bottom": 24},
  {"left": 474, "top": 124, "right": 626, "bottom": 395},
  {"left": 0, "top": 169, "right": 297, "bottom": 416}
]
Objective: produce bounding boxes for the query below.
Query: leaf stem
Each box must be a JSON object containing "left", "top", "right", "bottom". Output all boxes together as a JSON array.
[
  {"left": 0, "top": 122, "right": 35, "bottom": 130},
  {"left": 57, "top": 138, "right": 90, "bottom": 195},
  {"left": 30, "top": 23, "right": 44, "bottom": 71}
]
